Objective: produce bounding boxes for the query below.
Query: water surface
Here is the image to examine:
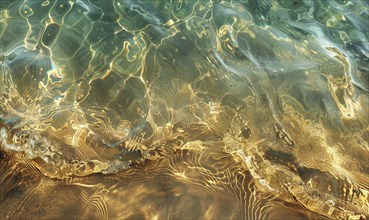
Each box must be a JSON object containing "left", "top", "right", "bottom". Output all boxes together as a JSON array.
[{"left": 0, "top": 0, "right": 368, "bottom": 219}]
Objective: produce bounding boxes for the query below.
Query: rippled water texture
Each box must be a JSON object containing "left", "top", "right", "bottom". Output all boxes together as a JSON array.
[{"left": 0, "top": 0, "right": 368, "bottom": 219}]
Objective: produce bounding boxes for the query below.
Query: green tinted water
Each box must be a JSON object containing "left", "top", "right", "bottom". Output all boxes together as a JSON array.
[{"left": 0, "top": 0, "right": 368, "bottom": 219}]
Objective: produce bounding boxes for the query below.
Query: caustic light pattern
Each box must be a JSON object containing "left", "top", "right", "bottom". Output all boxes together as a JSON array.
[{"left": 0, "top": 0, "right": 368, "bottom": 219}]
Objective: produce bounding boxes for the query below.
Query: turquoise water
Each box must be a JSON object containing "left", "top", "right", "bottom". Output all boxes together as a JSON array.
[{"left": 0, "top": 0, "right": 368, "bottom": 219}]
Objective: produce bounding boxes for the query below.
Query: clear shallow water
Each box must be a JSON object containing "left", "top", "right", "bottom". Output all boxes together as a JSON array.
[{"left": 0, "top": 0, "right": 368, "bottom": 219}]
